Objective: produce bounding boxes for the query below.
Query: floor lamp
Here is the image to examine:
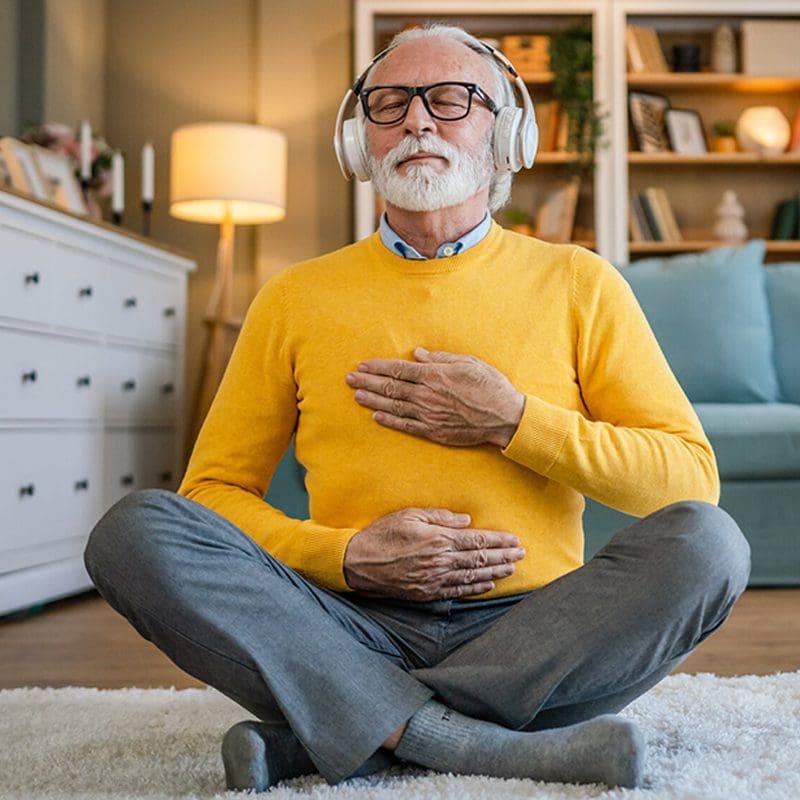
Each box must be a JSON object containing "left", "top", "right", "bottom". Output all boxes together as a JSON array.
[{"left": 170, "top": 122, "right": 287, "bottom": 444}]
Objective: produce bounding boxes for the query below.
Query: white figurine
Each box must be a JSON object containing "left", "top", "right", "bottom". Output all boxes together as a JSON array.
[
  {"left": 714, "top": 190, "right": 748, "bottom": 242},
  {"left": 712, "top": 24, "right": 737, "bottom": 73}
]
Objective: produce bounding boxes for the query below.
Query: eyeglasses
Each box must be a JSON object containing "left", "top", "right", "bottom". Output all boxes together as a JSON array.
[{"left": 360, "top": 82, "right": 498, "bottom": 125}]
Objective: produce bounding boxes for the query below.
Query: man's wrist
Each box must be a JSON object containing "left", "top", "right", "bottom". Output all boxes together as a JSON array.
[{"left": 492, "top": 392, "right": 525, "bottom": 449}]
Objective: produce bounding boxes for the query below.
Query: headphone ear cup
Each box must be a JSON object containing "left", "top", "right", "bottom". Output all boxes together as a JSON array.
[
  {"left": 493, "top": 106, "right": 522, "bottom": 173},
  {"left": 341, "top": 117, "right": 371, "bottom": 182},
  {"left": 520, "top": 112, "right": 538, "bottom": 169}
]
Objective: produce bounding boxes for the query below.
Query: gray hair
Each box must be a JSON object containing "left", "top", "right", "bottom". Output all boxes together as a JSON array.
[{"left": 368, "top": 23, "right": 516, "bottom": 212}]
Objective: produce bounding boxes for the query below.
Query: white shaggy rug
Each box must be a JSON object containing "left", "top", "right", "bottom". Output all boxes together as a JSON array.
[{"left": 0, "top": 672, "right": 798, "bottom": 800}]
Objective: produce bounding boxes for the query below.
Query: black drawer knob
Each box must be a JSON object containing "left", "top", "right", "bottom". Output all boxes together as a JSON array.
[
  {"left": 22, "top": 370, "right": 38, "bottom": 384},
  {"left": 122, "top": 379, "right": 137, "bottom": 391},
  {"left": 159, "top": 470, "right": 173, "bottom": 483},
  {"left": 74, "top": 479, "right": 90, "bottom": 491},
  {"left": 160, "top": 382, "right": 175, "bottom": 394},
  {"left": 120, "top": 474, "right": 135, "bottom": 487},
  {"left": 19, "top": 484, "right": 35, "bottom": 497},
  {"left": 163, "top": 306, "right": 176, "bottom": 317},
  {"left": 24, "top": 272, "right": 40, "bottom": 285},
  {"left": 78, "top": 286, "right": 93, "bottom": 298},
  {"left": 76, "top": 375, "right": 92, "bottom": 387},
  {"left": 123, "top": 297, "right": 138, "bottom": 308}
]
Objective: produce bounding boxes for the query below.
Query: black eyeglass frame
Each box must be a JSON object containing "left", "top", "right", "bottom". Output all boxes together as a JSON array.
[{"left": 359, "top": 81, "right": 498, "bottom": 125}]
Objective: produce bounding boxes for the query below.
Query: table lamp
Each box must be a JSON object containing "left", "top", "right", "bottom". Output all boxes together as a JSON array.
[{"left": 170, "top": 122, "right": 287, "bottom": 440}]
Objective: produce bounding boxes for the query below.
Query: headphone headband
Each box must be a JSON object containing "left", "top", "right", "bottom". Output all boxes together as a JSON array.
[{"left": 333, "top": 36, "right": 538, "bottom": 181}]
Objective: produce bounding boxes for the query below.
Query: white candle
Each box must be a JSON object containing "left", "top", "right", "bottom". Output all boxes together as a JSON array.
[
  {"left": 80, "top": 120, "right": 92, "bottom": 182},
  {"left": 141, "top": 142, "right": 155, "bottom": 203},
  {"left": 112, "top": 152, "right": 125, "bottom": 213}
]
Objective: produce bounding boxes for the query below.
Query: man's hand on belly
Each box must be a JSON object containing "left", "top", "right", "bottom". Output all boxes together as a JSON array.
[
  {"left": 345, "top": 347, "right": 525, "bottom": 448},
  {"left": 342, "top": 507, "right": 525, "bottom": 601}
]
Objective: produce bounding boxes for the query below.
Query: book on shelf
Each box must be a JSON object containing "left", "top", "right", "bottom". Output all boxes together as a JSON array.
[
  {"left": 630, "top": 188, "right": 682, "bottom": 242},
  {"left": 645, "top": 187, "right": 683, "bottom": 242},
  {"left": 770, "top": 194, "right": 800, "bottom": 240},
  {"left": 534, "top": 100, "right": 561, "bottom": 152},
  {"left": 535, "top": 179, "right": 581, "bottom": 243},
  {"left": 741, "top": 21, "right": 800, "bottom": 76},
  {"left": 625, "top": 26, "right": 670, "bottom": 73},
  {"left": 629, "top": 193, "right": 654, "bottom": 242},
  {"left": 789, "top": 108, "right": 800, "bottom": 154}
]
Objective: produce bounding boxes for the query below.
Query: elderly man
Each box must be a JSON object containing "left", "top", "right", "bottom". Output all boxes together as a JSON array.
[{"left": 84, "top": 24, "right": 749, "bottom": 792}]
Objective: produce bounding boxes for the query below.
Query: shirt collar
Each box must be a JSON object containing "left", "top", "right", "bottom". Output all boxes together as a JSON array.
[{"left": 379, "top": 211, "right": 492, "bottom": 260}]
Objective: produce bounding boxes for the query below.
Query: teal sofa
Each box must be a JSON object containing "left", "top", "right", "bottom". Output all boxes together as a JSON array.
[
  {"left": 584, "top": 240, "right": 800, "bottom": 585},
  {"left": 266, "top": 239, "right": 799, "bottom": 586}
]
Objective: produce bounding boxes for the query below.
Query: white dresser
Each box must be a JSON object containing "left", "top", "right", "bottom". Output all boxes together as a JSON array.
[{"left": 0, "top": 190, "right": 196, "bottom": 616}]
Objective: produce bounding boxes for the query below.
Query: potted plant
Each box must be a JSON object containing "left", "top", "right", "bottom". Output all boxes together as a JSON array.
[
  {"left": 504, "top": 206, "right": 534, "bottom": 236},
  {"left": 548, "top": 24, "right": 606, "bottom": 178},
  {"left": 711, "top": 120, "right": 738, "bottom": 153}
]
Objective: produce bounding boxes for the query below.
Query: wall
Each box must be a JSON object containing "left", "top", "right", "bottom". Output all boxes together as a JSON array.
[
  {"left": 103, "top": 0, "right": 352, "bottom": 451},
  {"left": 0, "top": 0, "right": 19, "bottom": 135},
  {"left": 43, "top": 0, "right": 106, "bottom": 127}
]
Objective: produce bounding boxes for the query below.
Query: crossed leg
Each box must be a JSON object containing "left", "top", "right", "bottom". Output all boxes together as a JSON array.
[{"left": 84, "top": 490, "right": 749, "bottom": 789}]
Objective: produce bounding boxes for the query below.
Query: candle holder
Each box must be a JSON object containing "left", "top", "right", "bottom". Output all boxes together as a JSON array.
[{"left": 142, "top": 200, "right": 152, "bottom": 236}]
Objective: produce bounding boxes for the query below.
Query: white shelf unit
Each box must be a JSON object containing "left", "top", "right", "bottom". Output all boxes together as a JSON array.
[
  {"left": 0, "top": 190, "right": 196, "bottom": 616},
  {"left": 353, "top": 0, "right": 800, "bottom": 264}
]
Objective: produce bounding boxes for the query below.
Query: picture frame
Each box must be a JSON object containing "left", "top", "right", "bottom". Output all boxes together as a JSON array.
[
  {"left": 0, "top": 137, "right": 50, "bottom": 200},
  {"left": 628, "top": 91, "right": 671, "bottom": 153},
  {"left": 31, "top": 145, "right": 88, "bottom": 214},
  {"left": 665, "top": 108, "right": 708, "bottom": 155}
]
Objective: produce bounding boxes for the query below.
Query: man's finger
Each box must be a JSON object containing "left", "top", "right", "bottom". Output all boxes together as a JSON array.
[
  {"left": 347, "top": 371, "right": 418, "bottom": 401},
  {"left": 354, "top": 389, "right": 419, "bottom": 420},
  {"left": 449, "top": 547, "right": 525, "bottom": 570},
  {"left": 452, "top": 529, "right": 522, "bottom": 550},
  {"left": 357, "top": 358, "right": 425, "bottom": 383},
  {"left": 413, "top": 347, "right": 473, "bottom": 364}
]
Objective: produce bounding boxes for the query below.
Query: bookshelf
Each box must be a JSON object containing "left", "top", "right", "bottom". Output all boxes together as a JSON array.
[{"left": 353, "top": 1, "right": 800, "bottom": 262}]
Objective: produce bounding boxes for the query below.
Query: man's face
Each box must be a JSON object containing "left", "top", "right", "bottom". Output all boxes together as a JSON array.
[{"left": 364, "top": 37, "right": 498, "bottom": 212}]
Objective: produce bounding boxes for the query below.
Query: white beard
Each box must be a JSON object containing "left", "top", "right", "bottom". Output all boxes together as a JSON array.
[{"left": 368, "top": 132, "right": 495, "bottom": 212}]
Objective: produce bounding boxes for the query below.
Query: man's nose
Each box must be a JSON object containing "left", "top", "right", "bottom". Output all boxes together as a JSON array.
[{"left": 403, "top": 95, "right": 437, "bottom": 135}]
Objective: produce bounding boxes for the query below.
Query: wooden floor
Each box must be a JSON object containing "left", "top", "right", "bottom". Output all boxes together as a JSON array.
[{"left": 0, "top": 588, "right": 798, "bottom": 689}]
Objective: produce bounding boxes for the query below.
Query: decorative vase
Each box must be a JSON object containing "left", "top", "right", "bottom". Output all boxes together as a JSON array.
[
  {"left": 711, "top": 24, "right": 737, "bottom": 73},
  {"left": 711, "top": 135, "right": 738, "bottom": 153},
  {"left": 713, "top": 190, "right": 748, "bottom": 242}
]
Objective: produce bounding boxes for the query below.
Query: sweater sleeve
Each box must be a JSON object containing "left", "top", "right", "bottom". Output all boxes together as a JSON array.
[
  {"left": 178, "top": 275, "right": 357, "bottom": 591},
  {"left": 502, "top": 247, "right": 720, "bottom": 516}
]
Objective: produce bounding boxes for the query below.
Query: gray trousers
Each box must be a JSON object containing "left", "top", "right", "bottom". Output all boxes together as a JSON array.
[{"left": 83, "top": 490, "right": 750, "bottom": 784}]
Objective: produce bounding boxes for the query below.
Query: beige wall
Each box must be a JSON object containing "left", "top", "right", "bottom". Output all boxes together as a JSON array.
[
  {"left": 43, "top": 0, "right": 106, "bottom": 126},
  {"left": 103, "top": 0, "right": 352, "bottom": 444},
  {"left": 0, "top": 0, "right": 18, "bottom": 135}
]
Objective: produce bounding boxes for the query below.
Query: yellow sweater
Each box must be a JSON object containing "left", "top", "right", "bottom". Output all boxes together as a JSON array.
[{"left": 179, "top": 223, "right": 719, "bottom": 598}]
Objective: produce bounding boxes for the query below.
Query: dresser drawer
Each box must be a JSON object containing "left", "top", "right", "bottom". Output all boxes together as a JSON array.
[
  {"left": 104, "top": 429, "right": 178, "bottom": 508},
  {"left": 0, "top": 330, "right": 104, "bottom": 420},
  {"left": 105, "top": 265, "right": 182, "bottom": 346},
  {"left": 104, "top": 347, "right": 178, "bottom": 422},
  {"left": 50, "top": 245, "right": 106, "bottom": 333},
  {"left": 0, "top": 429, "right": 103, "bottom": 571},
  {"left": 0, "top": 225, "right": 54, "bottom": 325}
]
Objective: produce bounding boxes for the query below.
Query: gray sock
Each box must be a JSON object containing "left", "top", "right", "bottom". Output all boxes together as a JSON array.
[
  {"left": 221, "top": 720, "right": 398, "bottom": 791},
  {"left": 394, "top": 700, "right": 645, "bottom": 788},
  {"left": 221, "top": 721, "right": 315, "bottom": 791}
]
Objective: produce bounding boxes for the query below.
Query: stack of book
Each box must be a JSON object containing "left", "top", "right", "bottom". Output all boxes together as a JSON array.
[
  {"left": 771, "top": 194, "right": 800, "bottom": 240},
  {"left": 534, "top": 100, "right": 571, "bottom": 153},
  {"left": 629, "top": 187, "right": 683, "bottom": 242},
  {"left": 625, "top": 26, "right": 670, "bottom": 73}
]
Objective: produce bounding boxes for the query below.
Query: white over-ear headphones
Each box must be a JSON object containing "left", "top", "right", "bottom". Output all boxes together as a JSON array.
[{"left": 333, "top": 38, "right": 538, "bottom": 182}]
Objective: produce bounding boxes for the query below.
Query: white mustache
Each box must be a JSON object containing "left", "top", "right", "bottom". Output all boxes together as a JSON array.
[{"left": 383, "top": 135, "right": 459, "bottom": 170}]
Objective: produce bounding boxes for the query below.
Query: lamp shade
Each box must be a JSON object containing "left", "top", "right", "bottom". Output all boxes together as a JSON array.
[
  {"left": 170, "top": 122, "right": 287, "bottom": 224},
  {"left": 735, "top": 106, "right": 791, "bottom": 155}
]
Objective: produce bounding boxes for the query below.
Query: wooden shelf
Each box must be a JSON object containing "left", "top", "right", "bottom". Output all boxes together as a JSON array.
[
  {"left": 627, "top": 73, "right": 800, "bottom": 92},
  {"left": 537, "top": 151, "right": 581, "bottom": 163},
  {"left": 629, "top": 240, "right": 800, "bottom": 255},
  {"left": 628, "top": 153, "right": 800, "bottom": 165},
  {"left": 517, "top": 70, "right": 553, "bottom": 85}
]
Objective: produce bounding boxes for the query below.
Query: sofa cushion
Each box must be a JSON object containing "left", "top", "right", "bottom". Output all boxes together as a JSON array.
[
  {"left": 619, "top": 240, "right": 779, "bottom": 403},
  {"left": 765, "top": 263, "right": 800, "bottom": 404},
  {"left": 695, "top": 402, "right": 800, "bottom": 480}
]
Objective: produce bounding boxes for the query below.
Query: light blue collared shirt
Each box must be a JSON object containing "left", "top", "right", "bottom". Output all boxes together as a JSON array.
[{"left": 379, "top": 211, "right": 492, "bottom": 260}]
